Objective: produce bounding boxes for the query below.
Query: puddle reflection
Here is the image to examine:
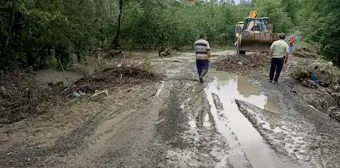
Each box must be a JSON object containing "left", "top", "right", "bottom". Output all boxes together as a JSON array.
[
  {"left": 208, "top": 69, "right": 278, "bottom": 113},
  {"left": 205, "top": 70, "right": 300, "bottom": 168}
]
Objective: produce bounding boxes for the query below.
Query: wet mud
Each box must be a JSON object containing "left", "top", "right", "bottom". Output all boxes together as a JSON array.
[
  {"left": 248, "top": 73, "right": 340, "bottom": 168},
  {"left": 1, "top": 51, "right": 340, "bottom": 168},
  {"left": 205, "top": 70, "right": 307, "bottom": 168}
]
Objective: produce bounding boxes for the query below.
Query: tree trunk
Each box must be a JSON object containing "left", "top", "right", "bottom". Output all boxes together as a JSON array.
[
  {"left": 2, "top": 0, "right": 16, "bottom": 57},
  {"left": 111, "top": 0, "right": 123, "bottom": 49}
]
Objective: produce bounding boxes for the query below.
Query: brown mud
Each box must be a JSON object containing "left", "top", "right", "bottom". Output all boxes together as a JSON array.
[
  {"left": 213, "top": 49, "right": 340, "bottom": 123},
  {"left": 0, "top": 50, "right": 340, "bottom": 168},
  {"left": 213, "top": 52, "right": 270, "bottom": 74},
  {"left": 0, "top": 65, "right": 161, "bottom": 124}
]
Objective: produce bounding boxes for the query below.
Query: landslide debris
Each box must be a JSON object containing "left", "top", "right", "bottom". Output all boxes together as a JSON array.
[
  {"left": 291, "top": 60, "right": 340, "bottom": 88},
  {"left": 293, "top": 46, "right": 319, "bottom": 58},
  {"left": 0, "top": 66, "right": 161, "bottom": 124},
  {"left": 0, "top": 70, "right": 66, "bottom": 124},
  {"left": 213, "top": 53, "right": 270, "bottom": 73},
  {"left": 290, "top": 59, "right": 340, "bottom": 122},
  {"left": 73, "top": 66, "right": 161, "bottom": 93}
]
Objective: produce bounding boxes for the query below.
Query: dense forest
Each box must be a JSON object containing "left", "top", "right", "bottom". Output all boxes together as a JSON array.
[{"left": 0, "top": 0, "right": 339, "bottom": 71}]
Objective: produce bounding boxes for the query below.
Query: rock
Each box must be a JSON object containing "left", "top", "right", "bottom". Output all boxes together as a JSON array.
[
  {"left": 79, "top": 90, "right": 86, "bottom": 96},
  {"left": 331, "top": 92, "right": 340, "bottom": 100},
  {"left": 332, "top": 84, "right": 340, "bottom": 92},
  {"left": 329, "top": 111, "right": 340, "bottom": 122},
  {"left": 72, "top": 91, "right": 81, "bottom": 97},
  {"left": 328, "top": 106, "right": 337, "bottom": 113},
  {"left": 301, "top": 80, "right": 318, "bottom": 89},
  {"left": 326, "top": 88, "right": 334, "bottom": 94}
]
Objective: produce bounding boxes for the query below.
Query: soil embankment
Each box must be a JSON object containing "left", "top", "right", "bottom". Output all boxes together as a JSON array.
[{"left": 0, "top": 64, "right": 161, "bottom": 125}]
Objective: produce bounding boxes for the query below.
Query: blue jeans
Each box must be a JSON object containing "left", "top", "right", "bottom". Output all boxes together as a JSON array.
[
  {"left": 289, "top": 44, "right": 294, "bottom": 54},
  {"left": 196, "top": 59, "right": 209, "bottom": 76}
]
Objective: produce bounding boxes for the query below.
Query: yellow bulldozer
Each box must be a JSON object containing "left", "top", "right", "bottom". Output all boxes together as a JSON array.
[
  {"left": 235, "top": 10, "right": 280, "bottom": 55},
  {"left": 234, "top": 21, "right": 244, "bottom": 41}
]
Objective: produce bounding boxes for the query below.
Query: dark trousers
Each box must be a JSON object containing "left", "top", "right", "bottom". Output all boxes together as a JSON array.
[
  {"left": 196, "top": 59, "right": 209, "bottom": 76},
  {"left": 269, "top": 57, "right": 284, "bottom": 82}
]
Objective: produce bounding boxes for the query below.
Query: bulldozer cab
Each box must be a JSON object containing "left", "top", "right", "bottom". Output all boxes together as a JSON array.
[{"left": 243, "top": 17, "right": 270, "bottom": 32}]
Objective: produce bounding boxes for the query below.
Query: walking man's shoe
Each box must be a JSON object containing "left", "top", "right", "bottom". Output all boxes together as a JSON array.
[
  {"left": 199, "top": 77, "right": 204, "bottom": 83},
  {"left": 273, "top": 81, "right": 279, "bottom": 84},
  {"left": 268, "top": 80, "right": 272, "bottom": 83}
]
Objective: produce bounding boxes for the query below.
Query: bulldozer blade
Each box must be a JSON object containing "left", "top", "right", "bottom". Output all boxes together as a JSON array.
[{"left": 239, "top": 32, "right": 280, "bottom": 52}]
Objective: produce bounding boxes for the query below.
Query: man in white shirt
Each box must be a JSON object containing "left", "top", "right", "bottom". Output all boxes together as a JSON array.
[{"left": 194, "top": 34, "right": 211, "bottom": 83}]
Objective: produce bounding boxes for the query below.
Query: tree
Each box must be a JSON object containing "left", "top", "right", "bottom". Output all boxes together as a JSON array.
[
  {"left": 299, "top": 0, "right": 340, "bottom": 63},
  {"left": 111, "top": 0, "right": 123, "bottom": 49},
  {"left": 254, "top": 0, "right": 292, "bottom": 33},
  {"left": 280, "top": 0, "right": 299, "bottom": 24}
]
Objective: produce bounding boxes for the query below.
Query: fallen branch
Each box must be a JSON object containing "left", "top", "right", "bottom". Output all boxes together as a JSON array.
[{"left": 91, "top": 89, "right": 109, "bottom": 97}]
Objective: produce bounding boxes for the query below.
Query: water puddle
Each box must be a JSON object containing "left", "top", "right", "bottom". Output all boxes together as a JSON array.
[
  {"left": 208, "top": 69, "right": 278, "bottom": 113},
  {"left": 205, "top": 70, "right": 299, "bottom": 168}
]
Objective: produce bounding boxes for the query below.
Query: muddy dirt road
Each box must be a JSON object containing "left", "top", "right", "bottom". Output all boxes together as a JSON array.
[{"left": 1, "top": 52, "right": 340, "bottom": 168}]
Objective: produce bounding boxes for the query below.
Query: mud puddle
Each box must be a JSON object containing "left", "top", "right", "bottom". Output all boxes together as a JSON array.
[{"left": 205, "top": 69, "right": 301, "bottom": 168}]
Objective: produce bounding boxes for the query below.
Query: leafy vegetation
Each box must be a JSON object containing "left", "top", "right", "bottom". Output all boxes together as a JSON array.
[
  {"left": 298, "top": 0, "right": 340, "bottom": 63},
  {"left": 0, "top": 0, "right": 339, "bottom": 71}
]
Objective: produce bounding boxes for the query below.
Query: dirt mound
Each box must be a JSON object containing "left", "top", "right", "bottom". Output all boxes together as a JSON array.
[
  {"left": 213, "top": 53, "right": 270, "bottom": 73},
  {"left": 73, "top": 66, "right": 162, "bottom": 93},
  {"left": 293, "top": 46, "right": 319, "bottom": 58},
  {"left": 291, "top": 60, "right": 340, "bottom": 87},
  {"left": 290, "top": 60, "right": 340, "bottom": 122},
  {"left": 0, "top": 66, "right": 161, "bottom": 124},
  {"left": 0, "top": 70, "right": 66, "bottom": 124},
  {"left": 289, "top": 82, "right": 337, "bottom": 112}
]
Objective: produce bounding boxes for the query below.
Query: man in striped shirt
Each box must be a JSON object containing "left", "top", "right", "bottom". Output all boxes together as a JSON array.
[{"left": 194, "top": 34, "right": 211, "bottom": 83}]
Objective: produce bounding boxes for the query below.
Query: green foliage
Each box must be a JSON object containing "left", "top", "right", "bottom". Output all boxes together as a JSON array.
[
  {"left": 254, "top": 0, "right": 293, "bottom": 33},
  {"left": 280, "top": 0, "right": 299, "bottom": 24},
  {"left": 121, "top": 1, "right": 250, "bottom": 49},
  {"left": 298, "top": 0, "right": 340, "bottom": 62},
  {"left": 5, "top": 0, "right": 332, "bottom": 71},
  {"left": 0, "top": 0, "right": 118, "bottom": 71},
  {"left": 1, "top": 0, "right": 254, "bottom": 72}
]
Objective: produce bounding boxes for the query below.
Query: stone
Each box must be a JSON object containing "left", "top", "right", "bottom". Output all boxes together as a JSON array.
[{"left": 329, "top": 111, "right": 340, "bottom": 122}]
